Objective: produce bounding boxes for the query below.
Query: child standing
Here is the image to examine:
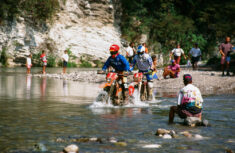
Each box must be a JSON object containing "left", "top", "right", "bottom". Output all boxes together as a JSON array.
[
  {"left": 62, "top": 50, "right": 69, "bottom": 74},
  {"left": 40, "top": 51, "right": 47, "bottom": 74},
  {"left": 26, "top": 54, "right": 32, "bottom": 74}
]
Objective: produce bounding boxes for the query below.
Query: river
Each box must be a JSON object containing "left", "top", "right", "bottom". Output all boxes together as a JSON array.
[{"left": 0, "top": 68, "right": 234, "bottom": 152}]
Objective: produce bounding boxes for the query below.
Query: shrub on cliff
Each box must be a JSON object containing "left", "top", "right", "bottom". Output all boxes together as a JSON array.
[
  {"left": 0, "top": 47, "right": 8, "bottom": 66},
  {"left": 0, "top": 0, "right": 60, "bottom": 23}
]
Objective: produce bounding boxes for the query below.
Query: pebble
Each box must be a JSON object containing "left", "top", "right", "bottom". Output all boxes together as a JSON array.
[
  {"left": 156, "top": 128, "right": 170, "bottom": 135},
  {"left": 63, "top": 144, "right": 79, "bottom": 153},
  {"left": 114, "top": 142, "right": 127, "bottom": 147},
  {"left": 194, "top": 134, "right": 203, "bottom": 140},
  {"left": 89, "top": 137, "right": 98, "bottom": 141},
  {"left": 109, "top": 137, "right": 117, "bottom": 143},
  {"left": 142, "top": 144, "right": 161, "bottom": 148},
  {"left": 162, "top": 134, "right": 172, "bottom": 139},
  {"left": 34, "top": 143, "right": 47, "bottom": 152},
  {"left": 180, "top": 131, "right": 192, "bottom": 138}
]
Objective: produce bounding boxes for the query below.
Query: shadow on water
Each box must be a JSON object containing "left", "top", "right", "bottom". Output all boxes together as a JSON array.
[{"left": 0, "top": 68, "right": 234, "bottom": 152}]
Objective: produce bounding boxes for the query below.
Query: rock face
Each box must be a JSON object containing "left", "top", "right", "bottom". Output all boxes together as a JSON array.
[{"left": 0, "top": 0, "right": 122, "bottom": 66}]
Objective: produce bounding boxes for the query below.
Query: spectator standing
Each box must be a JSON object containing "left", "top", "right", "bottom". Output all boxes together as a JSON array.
[
  {"left": 142, "top": 43, "right": 149, "bottom": 54},
  {"left": 170, "top": 44, "right": 186, "bottom": 64},
  {"left": 219, "top": 36, "right": 233, "bottom": 76},
  {"left": 189, "top": 43, "right": 201, "bottom": 70},
  {"left": 126, "top": 42, "right": 136, "bottom": 63}
]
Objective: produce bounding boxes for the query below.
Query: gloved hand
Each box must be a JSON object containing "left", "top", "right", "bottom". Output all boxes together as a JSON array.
[
  {"left": 97, "top": 70, "right": 105, "bottom": 74},
  {"left": 129, "top": 67, "right": 134, "bottom": 71}
]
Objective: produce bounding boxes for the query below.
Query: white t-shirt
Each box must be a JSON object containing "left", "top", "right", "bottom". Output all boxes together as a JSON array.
[
  {"left": 126, "top": 46, "right": 134, "bottom": 57},
  {"left": 172, "top": 48, "right": 184, "bottom": 56},
  {"left": 178, "top": 84, "right": 203, "bottom": 108},
  {"left": 26, "top": 57, "right": 31, "bottom": 65},
  {"left": 62, "top": 54, "right": 69, "bottom": 62},
  {"left": 189, "top": 48, "right": 201, "bottom": 57}
]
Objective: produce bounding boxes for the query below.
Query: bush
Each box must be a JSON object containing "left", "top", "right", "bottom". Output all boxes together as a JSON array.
[
  {"left": 0, "top": 47, "right": 8, "bottom": 66},
  {"left": 93, "top": 60, "right": 103, "bottom": 68},
  {"left": 32, "top": 52, "right": 41, "bottom": 66},
  {"left": 206, "top": 56, "right": 220, "bottom": 66},
  {"left": 79, "top": 60, "right": 92, "bottom": 68},
  {"left": 58, "top": 59, "right": 77, "bottom": 67},
  {"left": 0, "top": 0, "right": 60, "bottom": 24},
  {"left": 46, "top": 54, "right": 56, "bottom": 67}
]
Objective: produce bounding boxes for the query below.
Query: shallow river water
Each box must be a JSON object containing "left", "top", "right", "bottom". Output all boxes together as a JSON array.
[{"left": 0, "top": 68, "right": 234, "bottom": 153}]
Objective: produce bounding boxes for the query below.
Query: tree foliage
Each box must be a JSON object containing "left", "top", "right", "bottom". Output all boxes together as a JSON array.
[{"left": 120, "top": 0, "right": 235, "bottom": 58}]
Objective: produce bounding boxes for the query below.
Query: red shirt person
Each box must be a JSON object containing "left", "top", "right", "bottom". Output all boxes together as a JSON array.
[{"left": 40, "top": 51, "right": 47, "bottom": 74}]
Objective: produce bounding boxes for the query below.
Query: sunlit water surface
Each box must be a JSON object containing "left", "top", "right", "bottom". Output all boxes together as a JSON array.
[{"left": 0, "top": 68, "right": 234, "bottom": 152}]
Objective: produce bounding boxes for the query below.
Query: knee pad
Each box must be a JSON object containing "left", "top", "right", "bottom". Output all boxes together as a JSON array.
[
  {"left": 147, "top": 81, "right": 153, "bottom": 88},
  {"left": 123, "top": 83, "right": 128, "bottom": 90}
]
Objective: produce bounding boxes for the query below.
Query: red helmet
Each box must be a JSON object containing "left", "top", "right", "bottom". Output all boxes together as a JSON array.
[{"left": 109, "top": 44, "right": 120, "bottom": 52}]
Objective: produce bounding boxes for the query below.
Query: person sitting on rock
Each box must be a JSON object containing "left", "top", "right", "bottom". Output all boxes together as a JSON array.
[
  {"left": 130, "top": 45, "right": 154, "bottom": 101},
  {"left": 101, "top": 44, "right": 130, "bottom": 104},
  {"left": 168, "top": 74, "right": 203, "bottom": 124},
  {"left": 163, "top": 60, "right": 180, "bottom": 79}
]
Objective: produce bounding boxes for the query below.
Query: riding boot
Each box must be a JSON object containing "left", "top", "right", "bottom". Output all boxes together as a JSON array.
[
  {"left": 140, "top": 84, "right": 146, "bottom": 101},
  {"left": 122, "top": 83, "right": 129, "bottom": 105},
  {"left": 147, "top": 82, "right": 153, "bottom": 101},
  {"left": 123, "top": 89, "right": 129, "bottom": 105}
]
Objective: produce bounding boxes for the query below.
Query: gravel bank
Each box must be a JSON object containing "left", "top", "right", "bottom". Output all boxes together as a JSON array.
[{"left": 34, "top": 69, "right": 235, "bottom": 96}]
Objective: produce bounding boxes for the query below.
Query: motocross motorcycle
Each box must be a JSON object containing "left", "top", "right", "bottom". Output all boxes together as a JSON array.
[
  {"left": 97, "top": 70, "right": 134, "bottom": 106},
  {"left": 129, "top": 71, "right": 153, "bottom": 101}
]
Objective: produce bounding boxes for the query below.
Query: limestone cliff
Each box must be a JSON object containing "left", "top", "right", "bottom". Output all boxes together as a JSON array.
[{"left": 0, "top": 0, "right": 123, "bottom": 67}]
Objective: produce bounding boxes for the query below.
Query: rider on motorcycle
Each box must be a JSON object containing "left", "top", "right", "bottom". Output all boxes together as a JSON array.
[
  {"left": 101, "top": 44, "right": 130, "bottom": 104},
  {"left": 130, "top": 45, "right": 154, "bottom": 101}
]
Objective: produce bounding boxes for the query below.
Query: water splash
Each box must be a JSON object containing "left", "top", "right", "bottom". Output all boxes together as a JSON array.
[{"left": 89, "top": 89, "right": 152, "bottom": 108}]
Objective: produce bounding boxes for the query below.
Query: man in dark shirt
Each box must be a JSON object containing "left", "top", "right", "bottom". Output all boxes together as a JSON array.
[{"left": 219, "top": 37, "right": 233, "bottom": 76}]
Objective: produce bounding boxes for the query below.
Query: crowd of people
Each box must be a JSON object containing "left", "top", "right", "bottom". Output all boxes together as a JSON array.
[{"left": 24, "top": 36, "right": 233, "bottom": 124}]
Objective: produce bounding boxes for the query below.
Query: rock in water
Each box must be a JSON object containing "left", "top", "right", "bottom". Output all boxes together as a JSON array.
[
  {"left": 155, "top": 128, "right": 170, "bottom": 135},
  {"left": 34, "top": 143, "right": 47, "bottom": 152},
  {"left": 184, "top": 117, "right": 201, "bottom": 126},
  {"left": 194, "top": 134, "right": 203, "bottom": 140},
  {"left": 63, "top": 144, "right": 79, "bottom": 153},
  {"left": 142, "top": 144, "right": 161, "bottom": 148},
  {"left": 180, "top": 131, "right": 192, "bottom": 138},
  {"left": 202, "top": 119, "right": 209, "bottom": 126},
  {"left": 162, "top": 134, "right": 172, "bottom": 139},
  {"left": 114, "top": 142, "right": 127, "bottom": 147}
]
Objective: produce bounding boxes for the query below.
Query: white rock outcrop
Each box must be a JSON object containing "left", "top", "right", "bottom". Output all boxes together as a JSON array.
[{"left": 0, "top": 0, "right": 123, "bottom": 66}]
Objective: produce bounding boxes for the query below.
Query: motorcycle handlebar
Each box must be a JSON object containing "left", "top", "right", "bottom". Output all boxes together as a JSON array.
[{"left": 97, "top": 70, "right": 133, "bottom": 76}]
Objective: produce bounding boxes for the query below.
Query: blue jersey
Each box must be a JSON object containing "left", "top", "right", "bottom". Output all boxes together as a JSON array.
[{"left": 102, "top": 54, "right": 130, "bottom": 71}]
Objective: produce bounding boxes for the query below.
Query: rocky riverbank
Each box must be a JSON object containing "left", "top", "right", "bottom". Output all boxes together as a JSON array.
[{"left": 33, "top": 69, "right": 235, "bottom": 96}]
